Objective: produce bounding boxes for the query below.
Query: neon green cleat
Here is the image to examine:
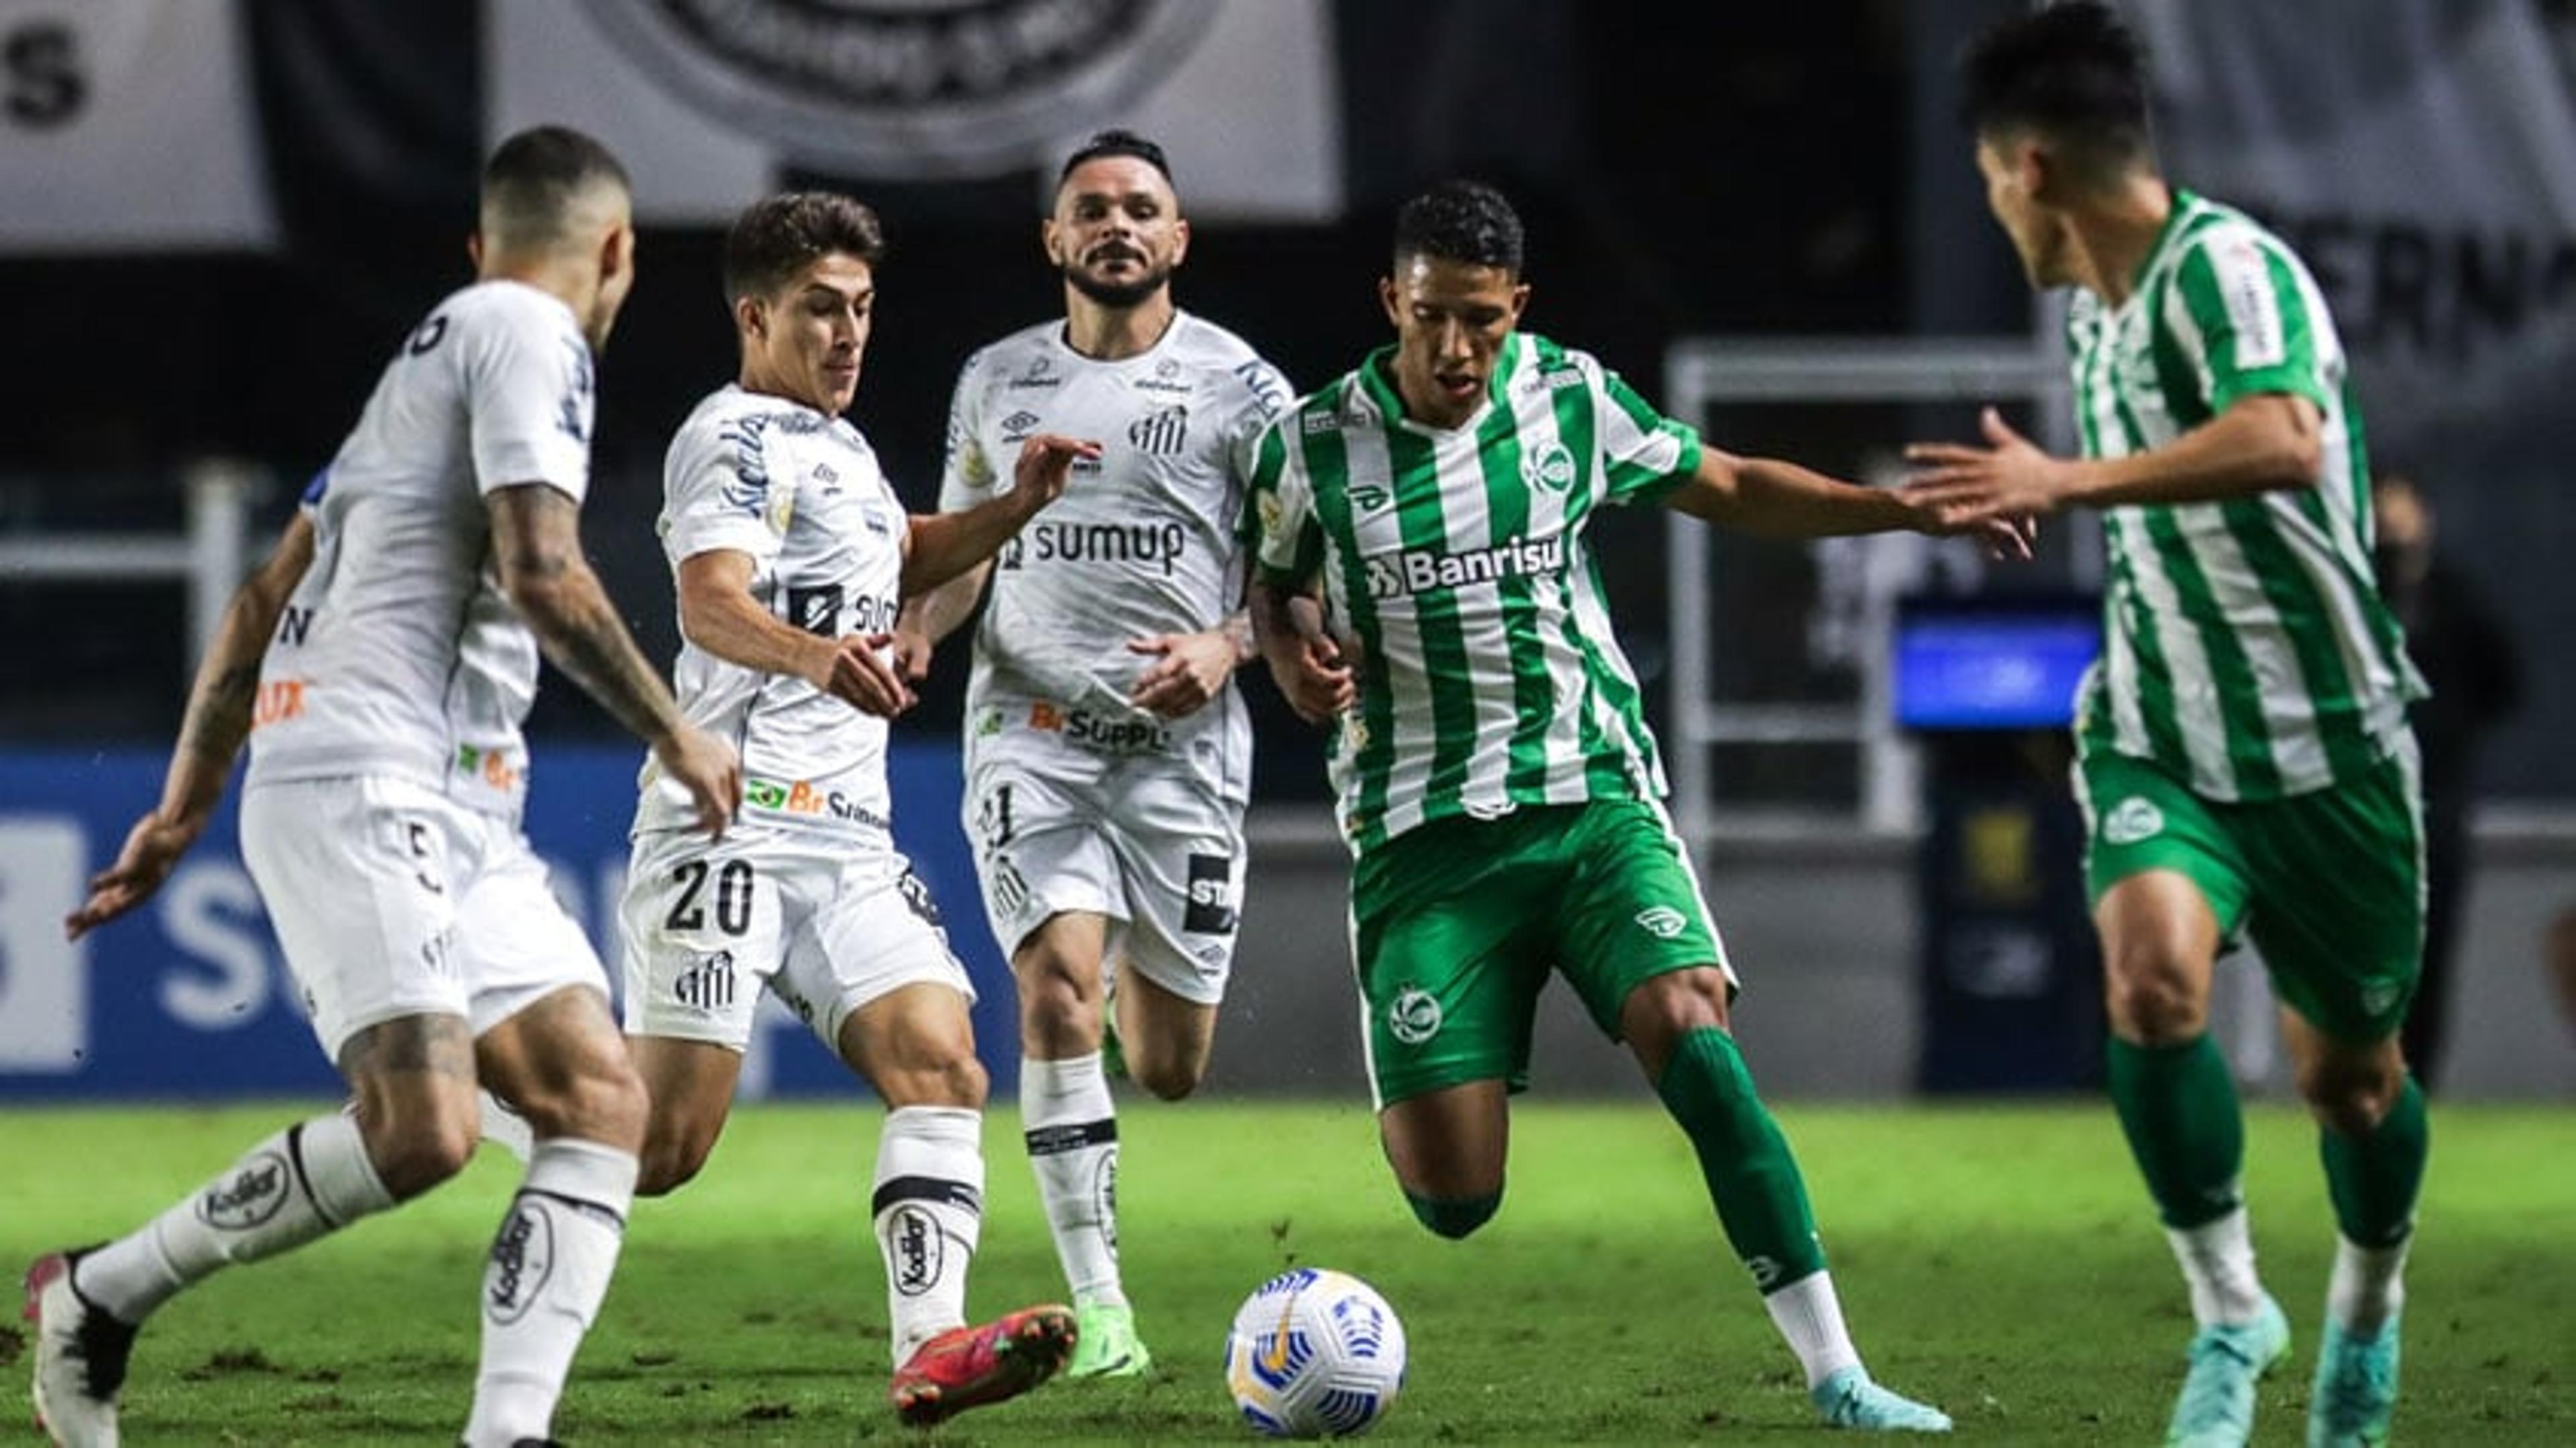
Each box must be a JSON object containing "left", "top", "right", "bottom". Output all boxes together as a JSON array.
[
  {"left": 2307, "top": 1314, "right": 2400, "bottom": 1447},
  {"left": 1809, "top": 1367, "right": 1951, "bottom": 1433},
  {"left": 1065, "top": 1302, "right": 1152, "bottom": 1380},
  {"left": 2167, "top": 1295, "right": 2291, "bottom": 1447}
]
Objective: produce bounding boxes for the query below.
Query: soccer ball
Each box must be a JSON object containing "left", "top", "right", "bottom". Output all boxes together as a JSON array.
[{"left": 1222, "top": 1268, "right": 1407, "bottom": 1438}]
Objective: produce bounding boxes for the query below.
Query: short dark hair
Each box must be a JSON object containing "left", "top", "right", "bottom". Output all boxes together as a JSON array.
[
  {"left": 1958, "top": 1, "right": 2153, "bottom": 173},
  {"left": 1393, "top": 180, "right": 1525, "bottom": 273},
  {"left": 723, "top": 192, "right": 887, "bottom": 302},
  {"left": 1059, "top": 128, "right": 1173, "bottom": 186},
  {"left": 480, "top": 125, "right": 630, "bottom": 250}
]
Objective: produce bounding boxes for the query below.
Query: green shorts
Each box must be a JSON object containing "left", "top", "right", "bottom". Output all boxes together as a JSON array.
[
  {"left": 2074, "top": 742, "right": 2425, "bottom": 1043},
  {"left": 1348, "top": 798, "right": 1732, "bottom": 1108}
]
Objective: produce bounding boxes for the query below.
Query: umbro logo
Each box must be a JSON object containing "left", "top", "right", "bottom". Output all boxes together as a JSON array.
[
  {"left": 1349, "top": 482, "right": 1391, "bottom": 515},
  {"left": 1001, "top": 409, "right": 1041, "bottom": 442}
]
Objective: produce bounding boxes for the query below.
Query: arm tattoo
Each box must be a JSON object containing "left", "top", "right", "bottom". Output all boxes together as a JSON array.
[
  {"left": 491, "top": 484, "right": 683, "bottom": 743},
  {"left": 176, "top": 662, "right": 263, "bottom": 766}
]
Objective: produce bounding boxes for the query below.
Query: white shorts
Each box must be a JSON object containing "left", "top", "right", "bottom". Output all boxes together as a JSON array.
[
  {"left": 241, "top": 776, "right": 608, "bottom": 1062},
  {"left": 619, "top": 825, "right": 973, "bottom": 1053},
  {"left": 962, "top": 755, "right": 1245, "bottom": 1005}
]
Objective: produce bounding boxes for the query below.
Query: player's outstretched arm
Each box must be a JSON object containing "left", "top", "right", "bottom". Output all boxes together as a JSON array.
[
  {"left": 1903, "top": 397, "right": 2321, "bottom": 521},
  {"left": 900, "top": 433, "right": 1101, "bottom": 595},
  {"left": 1247, "top": 580, "right": 1354, "bottom": 725},
  {"left": 679, "top": 548, "right": 916, "bottom": 719},
  {"left": 1673, "top": 445, "right": 2033, "bottom": 558},
  {"left": 65, "top": 513, "right": 317, "bottom": 940},
  {"left": 488, "top": 482, "right": 739, "bottom": 835}
]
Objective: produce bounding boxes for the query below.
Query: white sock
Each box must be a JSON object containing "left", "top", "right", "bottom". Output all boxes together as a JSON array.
[
  {"left": 1762, "top": 1270, "right": 1862, "bottom": 1389},
  {"left": 874, "top": 1105, "right": 986, "bottom": 1366},
  {"left": 2325, "top": 1233, "right": 2411, "bottom": 1335},
  {"left": 463, "top": 1137, "right": 637, "bottom": 1448},
  {"left": 2167, "top": 1206, "right": 2266, "bottom": 1327},
  {"left": 75, "top": 1113, "right": 394, "bottom": 1324},
  {"left": 1021, "top": 1052, "right": 1126, "bottom": 1310}
]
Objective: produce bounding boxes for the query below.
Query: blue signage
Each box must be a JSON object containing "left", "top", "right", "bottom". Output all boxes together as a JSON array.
[{"left": 0, "top": 745, "right": 1013, "bottom": 1100}]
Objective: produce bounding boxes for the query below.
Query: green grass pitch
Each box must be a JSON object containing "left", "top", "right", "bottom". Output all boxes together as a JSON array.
[{"left": 3, "top": 1098, "right": 2567, "bottom": 1443}]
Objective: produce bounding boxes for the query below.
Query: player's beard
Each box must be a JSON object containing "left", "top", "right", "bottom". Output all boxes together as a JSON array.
[{"left": 1063, "top": 258, "right": 1173, "bottom": 309}]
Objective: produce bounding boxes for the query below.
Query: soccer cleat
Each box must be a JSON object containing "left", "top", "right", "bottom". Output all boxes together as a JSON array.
[
  {"left": 25, "top": 1248, "right": 137, "bottom": 1448},
  {"left": 1065, "top": 1302, "right": 1152, "bottom": 1380},
  {"left": 888, "top": 1304, "right": 1075, "bottom": 1426},
  {"left": 1810, "top": 1367, "right": 1953, "bottom": 1433},
  {"left": 2307, "top": 1313, "right": 2401, "bottom": 1447},
  {"left": 2166, "top": 1294, "right": 2292, "bottom": 1447}
]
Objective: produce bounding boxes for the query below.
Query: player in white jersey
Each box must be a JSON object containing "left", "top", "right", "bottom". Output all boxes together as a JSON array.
[
  {"left": 892, "top": 130, "right": 1291, "bottom": 1380},
  {"left": 1913, "top": 9, "right": 2428, "bottom": 1445},
  {"left": 615, "top": 192, "right": 1099, "bottom": 1427},
  {"left": 38, "top": 127, "right": 741, "bottom": 1448}
]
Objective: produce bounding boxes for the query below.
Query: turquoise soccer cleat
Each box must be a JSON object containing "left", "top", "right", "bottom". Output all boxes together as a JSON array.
[
  {"left": 2166, "top": 1294, "right": 2291, "bottom": 1447},
  {"left": 2307, "top": 1313, "right": 2400, "bottom": 1447},
  {"left": 1810, "top": 1366, "right": 1953, "bottom": 1433},
  {"left": 1065, "top": 1301, "right": 1152, "bottom": 1380}
]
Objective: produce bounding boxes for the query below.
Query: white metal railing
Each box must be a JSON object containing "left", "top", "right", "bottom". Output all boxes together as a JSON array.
[
  {"left": 0, "top": 460, "right": 261, "bottom": 676},
  {"left": 1661, "top": 337, "right": 2075, "bottom": 839}
]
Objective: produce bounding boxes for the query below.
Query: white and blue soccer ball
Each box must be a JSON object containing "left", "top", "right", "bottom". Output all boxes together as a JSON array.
[{"left": 1223, "top": 1268, "right": 1407, "bottom": 1438}]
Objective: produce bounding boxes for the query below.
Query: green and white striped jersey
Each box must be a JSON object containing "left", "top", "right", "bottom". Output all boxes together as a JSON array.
[
  {"left": 2068, "top": 189, "right": 2422, "bottom": 802},
  {"left": 1246, "top": 333, "right": 1699, "bottom": 854}
]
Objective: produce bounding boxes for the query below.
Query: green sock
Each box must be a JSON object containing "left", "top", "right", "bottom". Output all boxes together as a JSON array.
[
  {"left": 2321, "top": 1074, "right": 2428, "bottom": 1248},
  {"left": 2106, "top": 1034, "right": 2245, "bottom": 1229},
  {"left": 1654, "top": 1027, "right": 1826, "bottom": 1290}
]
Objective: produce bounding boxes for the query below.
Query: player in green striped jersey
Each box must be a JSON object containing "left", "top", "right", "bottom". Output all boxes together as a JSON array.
[
  {"left": 1915, "top": 9, "right": 2425, "bottom": 1445},
  {"left": 1246, "top": 180, "right": 2008, "bottom": 1434}
]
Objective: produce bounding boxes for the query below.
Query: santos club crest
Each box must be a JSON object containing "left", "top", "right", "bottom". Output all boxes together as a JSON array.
[{"left": 582, "top": 1, "right": 1220, "bottom": 179}]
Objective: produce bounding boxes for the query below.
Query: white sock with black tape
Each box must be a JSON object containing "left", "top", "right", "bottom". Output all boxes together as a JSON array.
[
  {"left": 74, "top": 1113, "right": 395, "bottom": 1324},
  {"left": 1022, "top": 1051, "right": 1125, "bottom": 1309},
  {"left": 463, "top": 1137, "right": 637, "bottom": 1448},
  {"left": 873, "top": 1105, "right": 986, "bottom": 1366}
]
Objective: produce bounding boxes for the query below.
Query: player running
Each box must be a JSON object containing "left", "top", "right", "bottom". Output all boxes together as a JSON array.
[
  {"left": 36, "top": 127, "right": 740, "bottom": 1448},
  {"left": 893, "top": 130, "right": 1291, "bottom": 1380},
  {"left": 1246, "top": 179, "right": 2006, "bottom": 1434},
  {"left": 1912, "top": 9, "right": 2428, "bottom": 1445},
  {"left": 614, "top": 191, "right": 1097, "bottom": 1427}
]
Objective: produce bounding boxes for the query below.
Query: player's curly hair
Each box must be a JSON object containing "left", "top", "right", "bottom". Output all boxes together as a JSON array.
[
  {"left": 1393, "top": 180, "right": 1524, "bottom": 274},
  {"left": 723, "top": 192, "right": 887, "bottom": 303},
  {"left": 1958, "top": 1, "right": 2153, "bottom": 172}
]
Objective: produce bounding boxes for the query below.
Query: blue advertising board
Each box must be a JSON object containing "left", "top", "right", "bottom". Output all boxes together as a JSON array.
[{"left": 0, "top": 745, "right": 1012, "bottom": 1100}]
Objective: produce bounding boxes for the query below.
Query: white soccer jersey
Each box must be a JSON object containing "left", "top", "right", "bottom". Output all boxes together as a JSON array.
[
  {"left": 941, "top": 312, "right": 1288, "bottom": 801},
  {"left": 633, "top": 384, "right": 910, "bottom": 840},
  {"left": 247, "top": 280, "right": 596, "bottom": 817}
]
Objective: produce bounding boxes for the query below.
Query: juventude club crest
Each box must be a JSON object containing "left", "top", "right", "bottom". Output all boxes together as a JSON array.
[
  {"left": 2101, "top": 796, "right": 2167, "bottom": 846},
  {"left": 582, "top": 1, "right": 1219, "bottom": 179},
  {"left": 1388, "top": 986, "right": 1442, "bottom": 1045},
  {"left": 1520, "top": 442, "right": 1576, "bottom": 493}
]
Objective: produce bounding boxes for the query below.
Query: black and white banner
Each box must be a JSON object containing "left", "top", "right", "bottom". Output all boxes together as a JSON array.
[
  {"left": 488, "top": 0, "right": 1344, "bottom": 223},
  {"left": 2143, "top": 0, "right": 2576, "bottom": 459},
  {"left": 0, "top": 0, "right": 273, "bottom": 252}
]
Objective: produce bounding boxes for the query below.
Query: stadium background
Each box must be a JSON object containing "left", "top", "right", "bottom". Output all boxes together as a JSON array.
[{"left": 4, "top": 0, "right": 2572, "bottom": 1104}]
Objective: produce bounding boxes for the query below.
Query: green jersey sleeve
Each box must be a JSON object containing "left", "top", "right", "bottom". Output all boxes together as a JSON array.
[
  {"left": 2172, "top": 228, "right": 2331, "bottom": 416},
  {"left": 1598, "top": 366, "right": 1704, "bottom": 505}
]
